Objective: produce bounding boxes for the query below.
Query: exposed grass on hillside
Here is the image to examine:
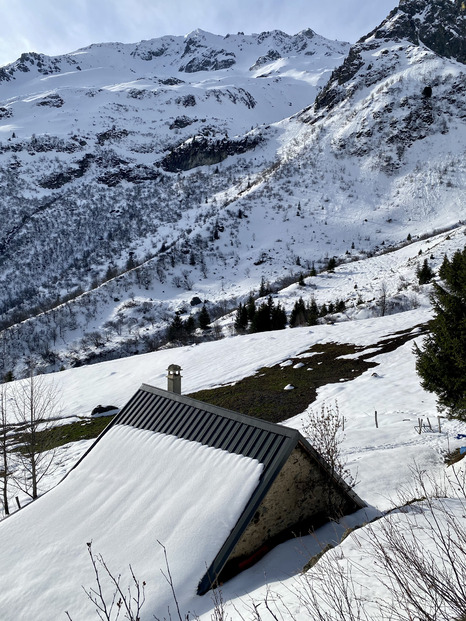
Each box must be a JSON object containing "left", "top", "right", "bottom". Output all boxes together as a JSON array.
[
  {"left": 13, "top": 415, "right": 115, "bottom": 454},
  {"left": 189, "top": 342, "right": 376, "bottom": 423},
  {"left": 13, "top": 324, "right": 427, "bottom": 454},
  {"left": 188, "top": 326, "right": 427, "bottom": 423},
  {"left": 49, "top": 415, "right": 116, "bottom": 447}
]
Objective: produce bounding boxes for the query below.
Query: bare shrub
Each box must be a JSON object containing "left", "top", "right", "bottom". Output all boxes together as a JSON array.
[
  {"left": 302, "top": 401, "right": 356, "bottom": 490},
  {"left": 290, "top": 465, "right": 466, "bottom": 621},
  {"left": 0, "top": 384, "right": 12, "bottom": 515},
  {"left": 66, "top": 542, "right": 146, "bottom": 621}
]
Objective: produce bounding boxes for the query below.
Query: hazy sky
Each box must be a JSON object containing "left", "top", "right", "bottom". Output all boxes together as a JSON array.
[{"left": 0, "top": 0, "right": 398, "bottom": 67}]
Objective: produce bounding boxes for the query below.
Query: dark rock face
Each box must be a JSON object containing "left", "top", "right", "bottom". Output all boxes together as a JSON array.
[
  {"left": 36, "top": 94, "right": 65, "bottom": 108},
  {"left": 314, "top": 0, "right": 465, "bottom": 113},
  {"left": 368, "top": 0, "right": 466, "bottom": 63},
  {"left": 0, "top": 107, "right": 12, "bottom": 119},
  {"left": 160, "top": 134, "right": 262, "bottom": 172},
  {"left": 250, "top": 50, "right": 282, "bottom": 70},
  {"left": 169, "top": 116, "right": 197, "bottom": 129},
  {"left": 39, "top": 154, "right": 95, "bottom": 189},
  {"left": 96, "top": 128, "right": 129, "bottom": 145},
  {"left": 313, "top": 46, "right": 370, "bottom": 111},
  {"left": 0, "top": 51, "right": 81, "bottom": 82},
  {"left": 179, "top": 51, "right": 236, "bottom": 73}
]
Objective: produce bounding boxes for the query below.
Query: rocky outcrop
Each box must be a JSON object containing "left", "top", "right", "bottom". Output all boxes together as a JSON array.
[
  {"left": 160, "top": 134, "right": 262, "bottom": 172},
  {"left": 367, "top": 0, "right": 466, "bottom": 63},
  {"left": 314, "top": 0, "right": 465, "bottom": 114},
  {"left": 179, "top": 50, "right": 236, "bottom": 73}
]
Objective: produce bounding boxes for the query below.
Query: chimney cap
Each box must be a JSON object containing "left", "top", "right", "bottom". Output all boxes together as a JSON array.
[{"left": 167, "top": 364, "right": 182, "bottom": 394}]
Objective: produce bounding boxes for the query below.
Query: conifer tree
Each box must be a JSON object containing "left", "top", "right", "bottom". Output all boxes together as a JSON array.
[
  {"left": 271, "top": 301, "right": 287, "bottom": 330},
  {"left": 415, "top": 247, "right": 466, "bottom": 420},
  {"left": 306, "top": 297, "right": 319, "bottom": 326},
  {"left": 250, "top": 301, "right": 271, "bottom": 333},
  {"left": 290, "top": 298, "right": 307, "bottom": 327},
  {"left": 416, "top": 258, "right": 434, "bottom": 285},
  {"left": 249, "top": 297, "right": 286, "bottom": 333},
  {"left": 184, "top": 315, "right": 195, "bottom": 334},
  {"left": 167, "top": 312, "right": 184, "bottom": 341},
  {"left": 198, "top": 305, "right": 211, "bottom": 330},
  {"left": 246, "top": 294, "right": 256, "bottom": 322},
  {"left": 234, "top": 303, "right": 248, "bottom": 333}
]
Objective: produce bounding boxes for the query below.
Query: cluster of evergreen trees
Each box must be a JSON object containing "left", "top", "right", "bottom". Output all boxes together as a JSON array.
[
  {"left": 289, "top": 296, "right": 346, "bottom": 327},
  {"left": 415, "top": 247, "right": 466, "bottom": 420},
  {"left": 234, "top": 295, "right": 287, "bottom": 333},
  {"left": 167, "top": 305, "right": 211, "bottom": 342}
]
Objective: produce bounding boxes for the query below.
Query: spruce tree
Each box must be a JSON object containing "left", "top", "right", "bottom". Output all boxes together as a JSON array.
[
  {"left": 250, "top": 297, "right": 287, "bottom": 333},
  {"left": 290, "top": 298, "right": 307, "bottom": 327},
  {"left": 271, "top": 301, "right": 287, "bottom": 330},
  {"left": 250, "top": 301, "right": 271, "bottom": 333},
  {"left": 184, "top": 315, "right": 195, "bottom": 334},
  {"left": 415, "top": 246, "right": 466, "bottom": 420},
  {"left": 416, "top": 258, "right": 434, "bottom": 285},
  {"left": 234, "top": 303, "right": 248, "bottom": 333},
  {"left": 167, "top": 312, "right": 184, "bottom": 341},
  {"left": 246, "top": 294, "right": 256, "bottom": 322},
  {"left": 308, "top": 297, "right": 319, "bottom": 325},
  {"left": 198, "top": 305, "right": 211, "bottom": 330}
]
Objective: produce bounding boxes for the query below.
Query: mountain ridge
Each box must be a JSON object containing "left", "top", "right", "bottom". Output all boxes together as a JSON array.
[{"left": 0, "top": 2, "right": 465, "bottom": 378}]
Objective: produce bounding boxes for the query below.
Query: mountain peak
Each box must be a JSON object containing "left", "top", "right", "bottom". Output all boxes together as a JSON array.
[
  {"left": 312, "top": 0, "right": 465, "bottom": 113},
  {"left": 364, "top": 0, "right": 466, "bottom": 63}
]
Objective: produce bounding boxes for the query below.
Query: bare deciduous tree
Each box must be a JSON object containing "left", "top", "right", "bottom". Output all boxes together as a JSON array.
[
  {"left": 378, "top": 281, "right": 389, "bottom": 317},
  {"left": 11, "top": 370, "right": 61, "bottom": 500},
  {"left": 0, "top": 384, "right": 12, "bottom": 516}
]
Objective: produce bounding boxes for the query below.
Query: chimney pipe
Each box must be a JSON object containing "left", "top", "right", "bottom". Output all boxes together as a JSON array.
[{"left": 167, "top": 364, "right": 182, "bottom": 394}]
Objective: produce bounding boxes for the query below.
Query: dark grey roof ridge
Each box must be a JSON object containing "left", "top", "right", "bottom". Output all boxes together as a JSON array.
[{"left": 138, "top": 383, "right": 301, "bottom": 439}]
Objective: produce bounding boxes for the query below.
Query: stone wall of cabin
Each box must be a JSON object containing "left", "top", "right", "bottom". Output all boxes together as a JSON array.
[{"left": 227, "top": 443, "right": 352, "bottom": 563}]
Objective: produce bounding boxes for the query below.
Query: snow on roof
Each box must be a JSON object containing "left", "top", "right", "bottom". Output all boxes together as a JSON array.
[{"left": 0, "top": 424, "right": 263, "bottom": 620}]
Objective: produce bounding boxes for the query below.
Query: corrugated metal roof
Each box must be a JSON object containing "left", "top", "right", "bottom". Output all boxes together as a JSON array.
[
  {"left": 76, "top": 383, "right": 365, "bottom": 595},
  {"left": 114, "top": 384, "right": 298, "bottom": 471}
]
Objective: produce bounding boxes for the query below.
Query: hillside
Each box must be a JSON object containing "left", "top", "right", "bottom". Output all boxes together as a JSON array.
[
  {"left": 0, "top": 226, "right": 465, "bottom": 618},
  {"left": 0, "top": 1, "right": 465, "bottom": 617},
  {"left": 0, "top": 0, "right": 464, "bottom": 379}
]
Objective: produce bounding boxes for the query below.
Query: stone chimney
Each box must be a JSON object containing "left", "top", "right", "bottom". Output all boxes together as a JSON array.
[{"left": 167, "top": 364, "right": 182, "bottom": 394}]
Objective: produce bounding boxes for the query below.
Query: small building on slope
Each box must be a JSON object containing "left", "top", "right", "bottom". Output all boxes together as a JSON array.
[{"left": 80, "top": 379, "right": 365, "bottom": 594}]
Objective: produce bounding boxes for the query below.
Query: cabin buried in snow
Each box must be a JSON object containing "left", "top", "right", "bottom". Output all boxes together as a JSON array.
[{"left": 86, "top": 366, "right": 365, "bottom": 593}]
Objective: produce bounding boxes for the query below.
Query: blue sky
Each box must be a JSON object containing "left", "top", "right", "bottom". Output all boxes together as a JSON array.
[{"left": 0, "top": 0, "right": 397, "bottom": 67}]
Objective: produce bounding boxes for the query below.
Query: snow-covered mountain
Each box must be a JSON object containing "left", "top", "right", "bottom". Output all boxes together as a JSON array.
[{"left": 0, "top": 0, "right": 464, "bottom": 378}]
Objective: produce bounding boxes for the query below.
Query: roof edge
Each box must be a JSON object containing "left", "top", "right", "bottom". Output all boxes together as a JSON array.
[
  {"left": 197, "top": 428, "right": 299, "bottom": 594},
  {"left": 138, "top": 383, "right": 301, "bottom": 441}
]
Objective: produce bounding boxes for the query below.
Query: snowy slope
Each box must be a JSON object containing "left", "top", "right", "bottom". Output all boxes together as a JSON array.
[
  {"left": 0, "top": 424, "right": 262, "bottom": 620},
  {"left": 0, "top": 1, "right": 464, "bottom": 377},
  {"left": 0, "top": 29, "right": 348, "bottom": 144},
  {"left": 1, "top": 274, "right": 465, "bottom": 619},
  {"left": 0, "top": 218, "right": 465, "bottom": 619},
  {"left": 0, "top": 3, "right": 464, "bottom": 618}
]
